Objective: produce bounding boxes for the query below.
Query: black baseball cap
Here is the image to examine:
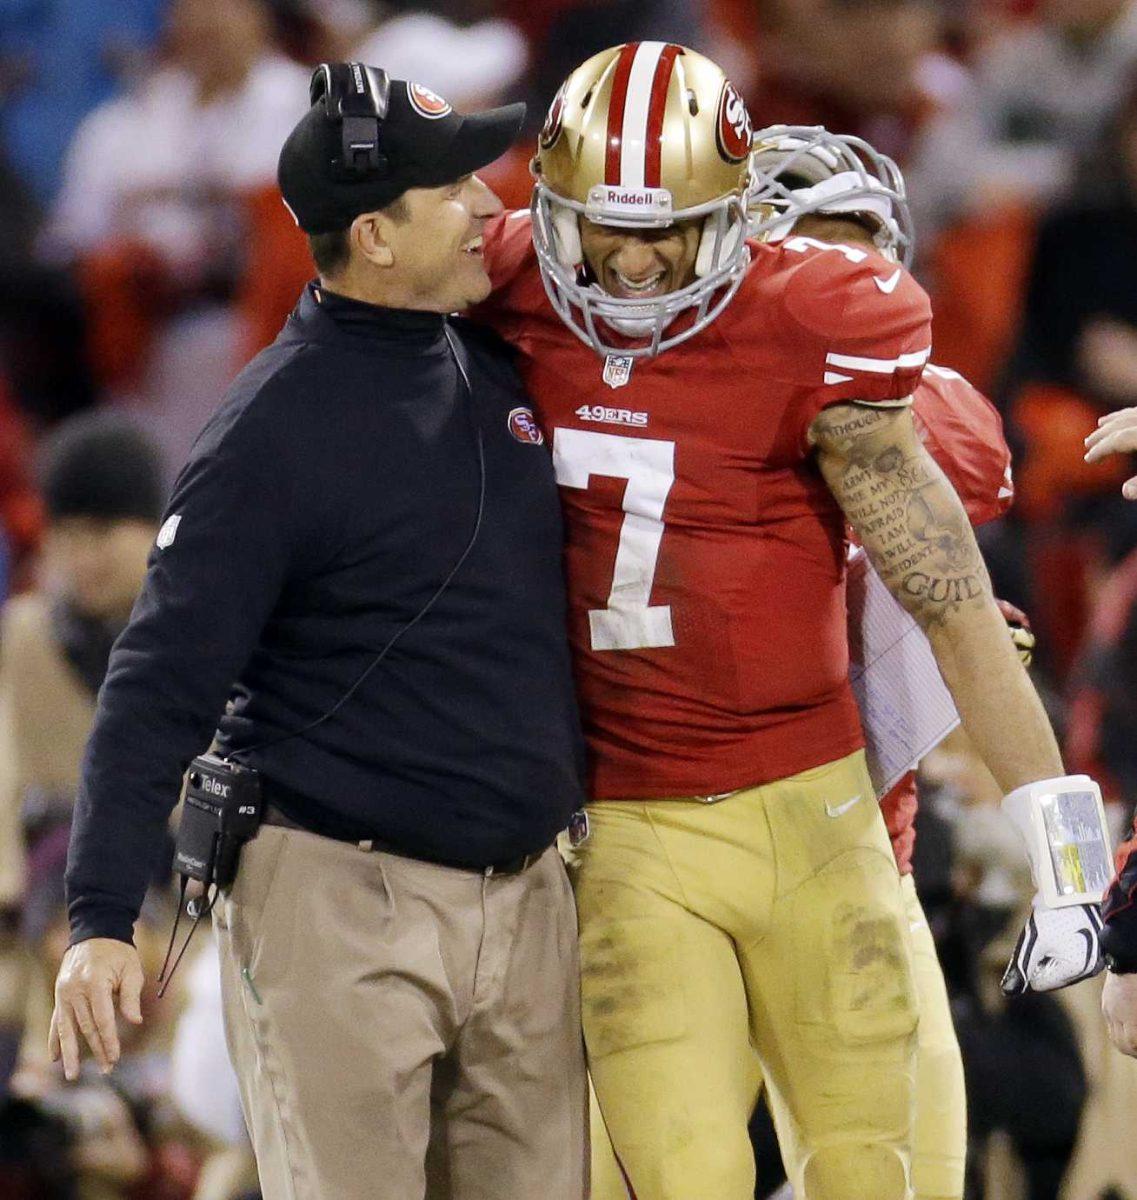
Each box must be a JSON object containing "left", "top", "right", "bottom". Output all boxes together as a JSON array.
[{"left": 278, "top": 63, "right": 526, "bottom": 234}]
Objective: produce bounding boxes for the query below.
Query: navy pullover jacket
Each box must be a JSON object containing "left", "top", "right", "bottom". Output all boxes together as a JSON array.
[{"left": 66, "top": 284, "right": 585, "bottom": 945}]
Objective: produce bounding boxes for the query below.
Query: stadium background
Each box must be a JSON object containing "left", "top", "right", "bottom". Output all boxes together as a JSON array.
[{"left": 1, "top": 1, "right": 1136, "bottom": 1197}]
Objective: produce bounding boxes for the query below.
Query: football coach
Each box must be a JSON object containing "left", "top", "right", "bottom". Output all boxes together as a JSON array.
[{"left": 50, "top": 63, "right": 588, "bottom": 1199}]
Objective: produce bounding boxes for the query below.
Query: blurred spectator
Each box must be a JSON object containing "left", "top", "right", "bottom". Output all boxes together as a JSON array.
[
  {"left": 1013, "top": 75, "right": 1137, "bottom": 406},
  {"left": 0, "top": 142, "right": 96, "bottom": 430},
  {"left": 1067, "top": 546, "right": 1137, "bottom": 805},
  {"left": 990, "top": 74, "right": 1137, "bottom": 677},
  {"left": 746, "top": 0, "right": 1035, "bottom": 393},
  {"left": 45, "top": 0, "right": 310, "bottom": 473},
  {"left": 351, "top": 0, "right": 532, "bottom": 206},
  {"left": 37, "top": 1081, "right": 149, "bottom": 1199},
  {"left": 0, "top": 0, "right": 165, "bottom": 203},
  {"left": 749, "top": 0, "right": 956, "bottom": 167},
  {"left": 0, "top": 412, "right": 164, "bottom": 919},
  {"left": 353, "top": 3, "right": 528, "bottom": 110},
  {"left": 0, "top": 414, "right": 161, "bottom": 1098},
  {"left": 0, "top": 1093, "right": 78, "bottom": 1198},
  {"left": 956, "top": 959, "right": 1087, "bottom": 1200},
  {"left": 962, "top": 0, "right": 1137, "bottom": 211},
  {"left": 520, "top": 0, "right": 706, "bottom": 131}
]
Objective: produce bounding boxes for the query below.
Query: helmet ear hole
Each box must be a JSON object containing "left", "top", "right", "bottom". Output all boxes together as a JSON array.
[{"left": 552, "top": 207, "right": 582, "bottom": 267}]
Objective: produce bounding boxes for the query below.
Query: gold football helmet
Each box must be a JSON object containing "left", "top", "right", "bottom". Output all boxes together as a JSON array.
[
  {"left": 747, "top": 125, "right": 914, "bottom": 265},
  {"left": 531, "top": 43, "right": 753, "bottom": 357}
]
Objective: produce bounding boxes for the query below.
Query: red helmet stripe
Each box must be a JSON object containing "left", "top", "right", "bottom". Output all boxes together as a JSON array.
[
  {"left": 644, "top": 44, "right": 682, "bottom": 188},
  {"left": 604, "top": 43, "right": 640, "bottom": 186}
]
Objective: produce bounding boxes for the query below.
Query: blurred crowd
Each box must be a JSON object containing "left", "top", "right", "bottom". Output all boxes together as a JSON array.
[{"left": 2, "top": 1, "right": 1137, "bottom": 1198}]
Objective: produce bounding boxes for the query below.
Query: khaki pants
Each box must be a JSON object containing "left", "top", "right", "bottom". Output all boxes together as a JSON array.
[
  {"left": 572, "top": 750, "right": 919, "bottom": 1200},
  {"left": 215, "top": 823, "right": 587, "bottom": 1200}
]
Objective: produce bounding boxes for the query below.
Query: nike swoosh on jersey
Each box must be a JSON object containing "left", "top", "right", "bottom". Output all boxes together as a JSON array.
[
  {"left": 873, "top": 269, "right": 902, "bottom": 294},
  {"left": 824, "top": 794, "right": 864, "bottom": 818}
]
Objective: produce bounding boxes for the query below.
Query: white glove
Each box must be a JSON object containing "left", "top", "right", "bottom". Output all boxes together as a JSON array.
[{"left": 1001, "top": 902, "right": 1105, "bottom": 994}]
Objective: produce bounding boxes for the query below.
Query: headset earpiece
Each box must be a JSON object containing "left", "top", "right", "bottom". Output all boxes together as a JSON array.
[{"left": 310, "top": 62, "right": 392, "bottom": 179}]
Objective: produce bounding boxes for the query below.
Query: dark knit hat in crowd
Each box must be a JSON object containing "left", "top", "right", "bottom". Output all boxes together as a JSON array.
[{"left": 38, "top": 410, "right": 166, "bottom": 524}]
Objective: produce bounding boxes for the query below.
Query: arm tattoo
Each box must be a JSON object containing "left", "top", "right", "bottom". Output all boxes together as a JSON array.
[{"left": 811, "top": 402, "right": 991, "bottom": 627}]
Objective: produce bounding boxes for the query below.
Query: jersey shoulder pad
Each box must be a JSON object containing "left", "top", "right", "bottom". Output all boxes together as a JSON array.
[
  {"left": 771, "top": 238, "right": 932, "bottom": 408},
  {"left": 777, "top": 235, "right": 930, "bottom": 346},
  {"left": 483, "top": 209, "right": 538, "bottom": 294}
]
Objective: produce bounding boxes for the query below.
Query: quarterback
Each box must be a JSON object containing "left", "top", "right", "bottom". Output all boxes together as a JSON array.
[
  {"left": 475, "top": 43, "right": 1112, "bottom": 1200},
  {"left": 587, "top": 128, "right": 1022, "bottom": 1200}
]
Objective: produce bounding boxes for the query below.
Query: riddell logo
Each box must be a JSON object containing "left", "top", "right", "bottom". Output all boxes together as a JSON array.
[{"left": 603, "top": 188, "right": 655, "bottom": 207}]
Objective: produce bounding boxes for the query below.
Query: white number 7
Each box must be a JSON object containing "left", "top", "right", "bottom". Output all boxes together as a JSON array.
[{"left": 552, "top": 428, "right": 676, "bottom": 651}]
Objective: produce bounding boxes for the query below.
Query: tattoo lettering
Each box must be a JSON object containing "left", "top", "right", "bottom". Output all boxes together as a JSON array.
[{"left": 811, "top": 402, "right": 991, "bottom": 627}]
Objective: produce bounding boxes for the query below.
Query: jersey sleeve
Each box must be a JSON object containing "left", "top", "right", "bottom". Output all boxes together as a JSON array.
[
  {"left": 912, "top": 366, "right": 1014, "bottom": 527},
  {"left": 468, "top": 210, "right": 539, "bottom": 341},
  {"left": 778, "top": 240, "right": 933, "bottom": 449}
]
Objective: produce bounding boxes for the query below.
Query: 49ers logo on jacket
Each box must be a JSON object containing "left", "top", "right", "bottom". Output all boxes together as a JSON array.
[
  {"left": 407, "top": 83, "right": 452, "bottom": 119},
  {"left": 540, "top": 81, "right": 568, "bottom": 150},
  {"left": 715, "top": 80, "right": 752, "bottom": 163},
  {"left": 508, "top": 407, "right": 545, "bottom": 444}
]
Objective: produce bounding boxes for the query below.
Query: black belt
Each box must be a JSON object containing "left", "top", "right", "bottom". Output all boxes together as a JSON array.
[{"left": 260, "top": 793, "right": 546, "bottom": 877}]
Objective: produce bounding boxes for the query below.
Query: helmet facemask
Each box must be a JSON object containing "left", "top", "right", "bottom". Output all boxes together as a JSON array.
[
  {"left": 532, "top": 183, "right": 751, "bottom": 357},
  {"left": 747, "top": 125, "right": 915, "bottom": 267}
]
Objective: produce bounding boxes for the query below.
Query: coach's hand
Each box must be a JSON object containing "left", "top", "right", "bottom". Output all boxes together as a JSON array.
[
  {"left": 1001, "top": 903, "right": 1105, "bottom": 994},
  {"left": 50, "top": 938, "right": 144, "bottom": 1079},
  {"left": 1085, "top": 408, "right": 1137, "bottom": 499},
  {"left": 1102, "top": 972, "right": 1137, "bottom": 1057}
]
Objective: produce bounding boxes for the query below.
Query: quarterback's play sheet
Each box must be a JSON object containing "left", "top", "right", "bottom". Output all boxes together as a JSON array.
[{"left": 846, "top": 548, "right": 960, "bottom": 796}]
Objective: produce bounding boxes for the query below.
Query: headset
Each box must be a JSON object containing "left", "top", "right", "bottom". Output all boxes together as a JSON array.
[{"left": 310, "top": 61, "right": 391, "bottom": 179}]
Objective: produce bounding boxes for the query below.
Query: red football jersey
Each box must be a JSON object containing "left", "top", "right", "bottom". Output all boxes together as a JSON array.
[{"left": 478, "top": 212, "right": 932, "bottom": 799}]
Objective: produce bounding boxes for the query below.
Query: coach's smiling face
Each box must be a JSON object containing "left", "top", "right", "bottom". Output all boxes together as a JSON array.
[{"left": 580, "top": 217, "right": 702, "bottom": 300}]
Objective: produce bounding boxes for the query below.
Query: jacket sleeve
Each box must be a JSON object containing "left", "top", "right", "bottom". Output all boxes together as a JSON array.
[
  {"left": 66, "top": 379, "right": 305, "bottom": 944},
  {"left": 1102, "top": 825, "right": 1137, "bottom": 971}
]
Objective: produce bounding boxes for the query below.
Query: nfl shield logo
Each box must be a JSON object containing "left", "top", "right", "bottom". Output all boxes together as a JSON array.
[{"left": 603, "top": 355, "right": 634, "bottom": 389}]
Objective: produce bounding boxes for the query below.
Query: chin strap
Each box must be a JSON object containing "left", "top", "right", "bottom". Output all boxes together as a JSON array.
[
  {"left": 551, "top": 206, "right": 582, "bottom": 267},
  {"left": 694, "top": 208, "right": 744, "bottom": 278}
]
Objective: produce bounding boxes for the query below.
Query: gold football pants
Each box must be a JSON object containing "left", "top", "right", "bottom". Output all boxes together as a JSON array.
[
  {"left": 767, "top": 872, "right": 966, "bottom": 1200},
  {"left": 571, "top": 750, "right": 919, "bottom": 1200}
]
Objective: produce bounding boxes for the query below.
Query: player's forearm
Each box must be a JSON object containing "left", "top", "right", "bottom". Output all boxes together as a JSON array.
[
  {"left": 813, "top": 400, "right": 1063, "bottom": 792},
  {"left": 923, "top": 603, "right": 1063, "bottom": 792}
]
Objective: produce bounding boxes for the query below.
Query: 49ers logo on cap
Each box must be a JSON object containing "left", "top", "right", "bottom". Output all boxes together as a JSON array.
[
  {"left": 508, "top": 407, "right": 545, "bottom": 444},
  {"left": 540, "top": 81, "right": 567, "bottom": 150},
  {"left": 407, "top": 82, "right": 452, "bottom": 119},
  {"left": 715, "top": 80, "right": 752, "bottom": 163}
]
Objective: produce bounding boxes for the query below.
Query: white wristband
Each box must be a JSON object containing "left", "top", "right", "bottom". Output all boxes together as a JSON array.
[{"left": 1001, "top": 775, "right": 1113, "bottom": 908}]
